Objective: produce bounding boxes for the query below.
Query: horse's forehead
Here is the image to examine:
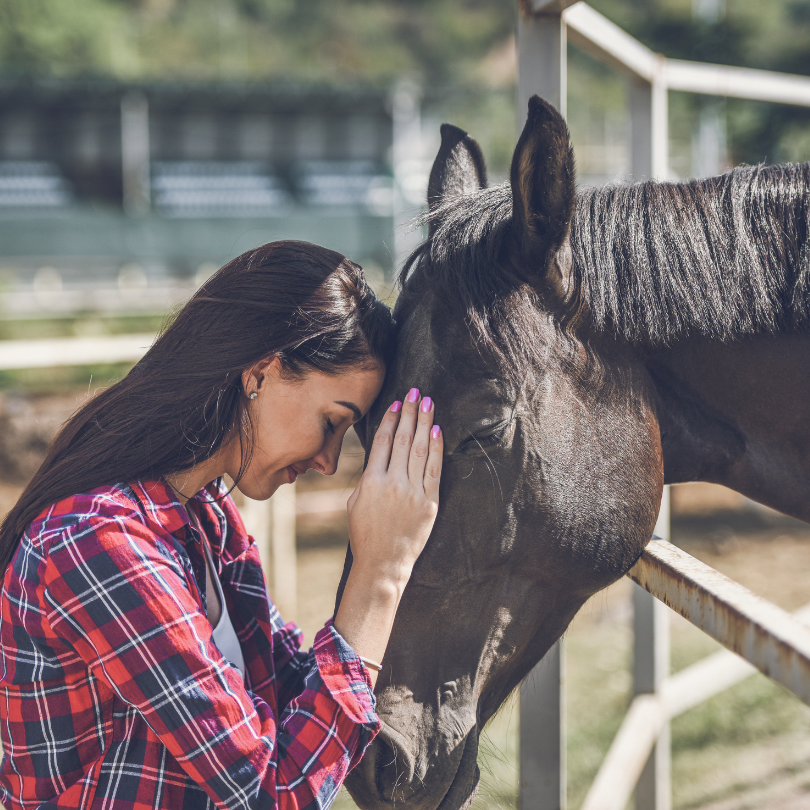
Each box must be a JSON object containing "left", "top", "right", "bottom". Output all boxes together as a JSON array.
[{"left": 395, "top": 295, "right": 442, "bottom": 381}]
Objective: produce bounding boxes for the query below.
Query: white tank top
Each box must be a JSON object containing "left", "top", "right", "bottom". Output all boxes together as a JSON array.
[{"left": 192, "top": 513, "right": 246, "bottom": 678}]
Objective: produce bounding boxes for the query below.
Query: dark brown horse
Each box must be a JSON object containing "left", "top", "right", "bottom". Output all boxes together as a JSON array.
[{"left": 339, "top": 95, "right": 810, "bottom": 810}]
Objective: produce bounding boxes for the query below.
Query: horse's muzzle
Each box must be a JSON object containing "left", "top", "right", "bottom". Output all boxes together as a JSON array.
[{"left": 346, "top": 723, "right": 480, "bottom": 810}]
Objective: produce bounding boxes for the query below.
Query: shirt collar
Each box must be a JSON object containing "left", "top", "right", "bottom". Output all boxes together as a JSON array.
[{"left": 131, "top": 479, "right": 193, "bottom": 538}]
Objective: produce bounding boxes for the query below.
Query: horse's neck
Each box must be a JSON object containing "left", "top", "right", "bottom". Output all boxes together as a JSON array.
[{"left": 647, "top": 333, "right": 810, "bottom": 523}]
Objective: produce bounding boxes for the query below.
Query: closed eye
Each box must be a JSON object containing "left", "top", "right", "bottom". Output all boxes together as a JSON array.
[{"left": 457, "top": 421, "right": 511, "bottom": 455}]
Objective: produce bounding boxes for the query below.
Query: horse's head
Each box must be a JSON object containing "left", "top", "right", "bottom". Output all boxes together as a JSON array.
[{"left": 342, "top": 96, "right": 663, "bottom": 810}]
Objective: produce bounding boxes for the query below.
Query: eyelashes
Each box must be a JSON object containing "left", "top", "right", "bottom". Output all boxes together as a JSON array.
[{"left": 457, "top": 421, "right": 512, "bottom": 455}]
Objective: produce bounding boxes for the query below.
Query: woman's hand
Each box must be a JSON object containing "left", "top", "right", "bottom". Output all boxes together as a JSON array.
[
  {"left": 347, "top": 388, "right": 443, "bottom": 587},
  {"left": 334, "top": 388, "right": 443, "bottom": 684}
]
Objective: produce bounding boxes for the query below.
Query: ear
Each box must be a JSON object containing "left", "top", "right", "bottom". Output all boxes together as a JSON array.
[
  {"left": 509, "top": 96, "right": 576, "bottom": 276},
  {"left": 427, "top": 124, "right": 487, "bottom": 236},
  {"left": 242, "top": 356, "right": 280, "bottom": 396}
]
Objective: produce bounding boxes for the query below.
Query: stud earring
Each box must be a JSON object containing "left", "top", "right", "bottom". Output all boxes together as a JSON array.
[{"left": 249, "top": 392, "right": 258, "bottom": 400}]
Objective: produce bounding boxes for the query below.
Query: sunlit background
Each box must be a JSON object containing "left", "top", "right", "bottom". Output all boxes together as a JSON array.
[{"left": 2, "top": 1, "right": 810, "bottom": 808}]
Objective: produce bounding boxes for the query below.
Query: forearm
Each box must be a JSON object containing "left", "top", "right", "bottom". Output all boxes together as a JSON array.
[{"left": 333, "top": 563, "right": 407, "bottom": 686}]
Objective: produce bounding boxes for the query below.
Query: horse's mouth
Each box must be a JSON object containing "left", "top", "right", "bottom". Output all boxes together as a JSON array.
[{"left": 435, "top": 730, "right": 480, "bottom": 810}]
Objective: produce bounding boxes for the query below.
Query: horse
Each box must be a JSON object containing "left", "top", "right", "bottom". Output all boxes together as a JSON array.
[{"left": 338, "top": 95, "right": 810, "bottom": 810}]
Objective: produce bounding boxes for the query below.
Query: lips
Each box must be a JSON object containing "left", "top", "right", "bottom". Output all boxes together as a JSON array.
[{"left": 287, "top": 465, "right": 305, "bottom": 484}]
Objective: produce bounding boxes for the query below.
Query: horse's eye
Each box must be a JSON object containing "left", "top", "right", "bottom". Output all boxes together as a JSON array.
[{"left": 457, "top": 421, "right": 512, "bottom": 455}]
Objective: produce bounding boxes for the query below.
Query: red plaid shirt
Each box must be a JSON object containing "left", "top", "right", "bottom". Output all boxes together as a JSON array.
[{"left": 0, "top": 479, "right": 379, "bottom": 809}]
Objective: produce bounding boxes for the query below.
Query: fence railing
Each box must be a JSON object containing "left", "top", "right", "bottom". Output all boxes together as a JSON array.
[
  {"left": 580, "top": 550, "right": 810, "bottom": 810},
  {"left": 517, "top": 3, "right": 810, "bottom": 809},
  {"left": 7, "top": 16, "right": 810, "bottom": 801}
]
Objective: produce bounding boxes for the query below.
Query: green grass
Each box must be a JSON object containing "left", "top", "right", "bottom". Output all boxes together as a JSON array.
[
  {"left": 0, "top": 313, "right": 166, "bottom": 342},
  {"left": 332, "top": 608, "right": 810, "bottom": 810},
  {"left": 0, "top": 363, "right": 137, "bottom": 396}
]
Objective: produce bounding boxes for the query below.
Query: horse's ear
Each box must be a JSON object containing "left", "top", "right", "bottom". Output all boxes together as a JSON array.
[
  {"left": 509, "top": 95, "right": 576, "bottom": 276},
  {"left": 427, "top": 124, "right": 487, "bottom": 235}
]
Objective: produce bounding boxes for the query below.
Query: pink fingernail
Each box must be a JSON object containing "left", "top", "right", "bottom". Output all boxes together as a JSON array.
[
  {"left": 420, "top": 396, "right": 432, "bottom": 413},
  {"left": 432, "top": 425, "right": 441, "bottom": 440},
  {"left": 407, "top": 388, "right": 420, "bottom": 403},
  {"left": 391, "top": 401, "right": 402, "bottom": 413}
]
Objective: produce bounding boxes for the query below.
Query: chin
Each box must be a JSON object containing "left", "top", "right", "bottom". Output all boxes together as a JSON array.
[{"left": 235, "top": 477, "right": 282, "bottom": 502}]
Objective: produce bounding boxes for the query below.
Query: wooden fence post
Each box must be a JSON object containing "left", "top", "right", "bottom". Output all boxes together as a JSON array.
[
  {"left": 242, "top": 483, "right": 298, "bottom": 621},
  {"left": 271, "top": 485, "right": 298, "bottom": 620}
]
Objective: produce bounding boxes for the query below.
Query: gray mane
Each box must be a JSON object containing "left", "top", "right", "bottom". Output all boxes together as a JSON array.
[
  {"left": 400, "top": 162, "right": 810, "bottom": 351},
  {"left": 572, "top": 162, "right": 810, "bottom": 345}
]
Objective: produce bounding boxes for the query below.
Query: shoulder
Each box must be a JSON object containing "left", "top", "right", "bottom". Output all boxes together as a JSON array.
[
  {"left": 31, "top": 484, "right": 193, "bottom": 594},
  {"left": 28, "top": 483, "right": 147, "bottom": 552},
  {"left": 23, "top": 483, "right": 184, "bottom": 567}
]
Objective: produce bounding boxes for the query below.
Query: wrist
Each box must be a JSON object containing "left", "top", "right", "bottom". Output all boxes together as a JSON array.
[{"left": 348, "top": 559, "right": 412, "bottom": 600}]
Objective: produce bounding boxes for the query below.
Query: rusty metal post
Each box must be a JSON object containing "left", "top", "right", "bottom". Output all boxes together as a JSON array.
[
  {"left": 517, "top": 4, "right": 568, "bottom": 808},
  {"left": 633, "top": 488, "right": 671, "bottom": 810}
]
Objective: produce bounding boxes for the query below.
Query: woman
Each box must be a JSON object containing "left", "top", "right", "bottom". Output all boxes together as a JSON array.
[{"left": 0, "top": 241, "right": 443, "bottom": 810}]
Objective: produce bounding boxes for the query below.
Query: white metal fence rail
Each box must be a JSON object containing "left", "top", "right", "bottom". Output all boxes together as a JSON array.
[
  {"left": 0, "top": 334, "right": 156, "bottom": 370},
  {"left": 6, "top": 15, "right": 810, "bottom": 804},
  {"left": 517, "top": 3, "right": 810, "bottom": 809}
]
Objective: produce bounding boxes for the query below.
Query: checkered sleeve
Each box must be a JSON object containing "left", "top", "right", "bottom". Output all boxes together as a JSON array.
[{"left": 42, "top": 510, "right": 380, "bottom": 810}]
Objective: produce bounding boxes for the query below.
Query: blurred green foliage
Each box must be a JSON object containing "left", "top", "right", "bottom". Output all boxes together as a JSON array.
[
  {"left": 0, "top": 0, "right": 514, "bottom": 87},
  {"left": 1, "top": 0, "right": 810, "bottom": 169},
  {"left": 0, "top": 314, "right": 166, "bottom": 342}
]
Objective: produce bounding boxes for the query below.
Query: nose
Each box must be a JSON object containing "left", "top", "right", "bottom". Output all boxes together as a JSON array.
[
  {"left": 360, "top": 726, "right": 417, "bottom": 805},
  {"left": 311, "top": 438, "right": 341, "bottom": 475}
]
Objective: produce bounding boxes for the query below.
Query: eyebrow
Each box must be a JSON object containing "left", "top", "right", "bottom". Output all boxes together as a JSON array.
[{"left": 334, "top": 401, "right": 362, "bottom": 422}]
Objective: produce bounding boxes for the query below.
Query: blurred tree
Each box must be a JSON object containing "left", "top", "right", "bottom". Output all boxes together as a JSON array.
[
  {"left": 0, "top": 0, "right": 134, "bottom": 76},
  {"left": 2, "top": 0, "right": 810, "bottom": 167},
  {"left": 0, "top": 0, "right": 514, "bottom": 86}
]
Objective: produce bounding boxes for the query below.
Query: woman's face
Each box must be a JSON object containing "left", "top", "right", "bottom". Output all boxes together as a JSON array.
[{"left": 229, "top": 357, "right": 385, "bottom": 500}]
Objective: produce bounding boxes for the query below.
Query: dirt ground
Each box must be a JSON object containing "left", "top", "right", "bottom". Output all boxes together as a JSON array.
[{"left": 2, "top": 392, "right": 810, "bottom": 809}]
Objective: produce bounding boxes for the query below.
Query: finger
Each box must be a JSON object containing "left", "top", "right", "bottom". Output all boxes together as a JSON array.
[
  {"left": 388, "top": 387, "right": 421, "bottom": 474},
  {"left": 365, "top": 401, "right": 402, "bottom": 473},
  {"left": 423, "top": 424, "right": 444, "bottom": 501},
  {"left": 407, "top": 395, "right": 434, "bottom": 485}
]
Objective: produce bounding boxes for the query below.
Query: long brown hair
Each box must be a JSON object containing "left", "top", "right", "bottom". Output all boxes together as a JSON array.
[{"left": 0, "top": 241, "right": 394, "bottom": 573}]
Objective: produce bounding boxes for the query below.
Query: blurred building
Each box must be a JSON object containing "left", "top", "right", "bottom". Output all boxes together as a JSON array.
[{"left": 0, "top": 79, "right": 401, "bottom": 316}]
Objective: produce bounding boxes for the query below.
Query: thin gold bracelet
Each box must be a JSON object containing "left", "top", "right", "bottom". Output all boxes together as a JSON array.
[{"left": 359, "top": 655, "right": 383, "bottom": 672}]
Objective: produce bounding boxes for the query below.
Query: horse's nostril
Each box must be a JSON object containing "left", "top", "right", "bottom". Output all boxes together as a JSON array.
[
  {"left": 374, "top": 724, "right": 417, "bottom": 803},
  {"left": 439, "top": 681, "right": 458, "bottom": 704}
]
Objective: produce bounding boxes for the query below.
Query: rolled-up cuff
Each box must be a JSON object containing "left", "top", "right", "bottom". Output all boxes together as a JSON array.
[{"left": 313, "top": 620, "right": 380, "bottom": 728}]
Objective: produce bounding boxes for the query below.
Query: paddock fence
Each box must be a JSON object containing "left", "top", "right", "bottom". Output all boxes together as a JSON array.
[
  {"left": 517, "top": 3, "right": 810, "bottom": 809},
  {"left": 6, "top": 13, "right": 810, "bottom": 804}
]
